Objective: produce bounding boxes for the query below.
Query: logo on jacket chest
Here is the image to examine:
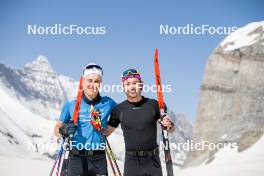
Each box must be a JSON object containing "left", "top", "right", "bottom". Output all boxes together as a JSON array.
[{"left": 76, "top": 108, "right": 104, "bottom": 123}]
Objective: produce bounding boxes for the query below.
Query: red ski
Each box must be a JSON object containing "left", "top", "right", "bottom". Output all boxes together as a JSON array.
[
  {"left": 154, "top": 48, "right": 174, "bottom": 176},
  {"left": 73, "top": 77, "right": 83, "bottom": 124}
]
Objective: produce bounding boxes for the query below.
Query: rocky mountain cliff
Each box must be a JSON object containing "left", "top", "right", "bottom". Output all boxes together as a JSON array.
[{"left": 185, "top": 21, "right": 264, "bottom": 167}]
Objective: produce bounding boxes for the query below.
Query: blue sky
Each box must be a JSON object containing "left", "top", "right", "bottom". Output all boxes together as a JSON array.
[{"left": 0, "top": 0, "right": 263, "bottom": 120}]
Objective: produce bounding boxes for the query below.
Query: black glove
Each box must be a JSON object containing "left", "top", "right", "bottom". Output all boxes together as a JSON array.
[{"left": 59, "top": 122, "right": 78, "bottom": 138}]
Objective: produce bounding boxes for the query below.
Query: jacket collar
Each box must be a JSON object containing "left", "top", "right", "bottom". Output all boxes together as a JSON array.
[{"left": 82, "top": 92, "right": 101, "bottom": 105}]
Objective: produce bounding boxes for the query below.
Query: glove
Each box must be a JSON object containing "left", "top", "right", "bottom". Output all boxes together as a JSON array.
[{"left": 59, "top": 122, "right": 78, "bottom": 138}]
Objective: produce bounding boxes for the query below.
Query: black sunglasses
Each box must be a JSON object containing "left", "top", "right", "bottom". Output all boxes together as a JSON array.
[{"left": 84, "top": 64, "right": 103, "bottom": 71}]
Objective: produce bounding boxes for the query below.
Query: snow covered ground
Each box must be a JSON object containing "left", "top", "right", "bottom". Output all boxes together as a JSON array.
[
  {"left": 0, "top": 156, "right": 51, "bottom": 176},
  {"left": 176, "top": 134, "right": 264, "bottom": 176},
  {"left": 0, "top": 134, "right": 263, "bottom": 176}
]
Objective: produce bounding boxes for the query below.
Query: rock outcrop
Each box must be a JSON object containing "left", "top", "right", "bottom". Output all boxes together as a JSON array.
[{"left": 185, "top": 21, "right": 264, "bottom": 167}]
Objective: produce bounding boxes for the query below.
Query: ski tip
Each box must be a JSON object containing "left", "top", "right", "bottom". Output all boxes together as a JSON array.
[
  {"left": 154, "top": 49, "right": 159, "bottom": 64},
  {"left": 155, "top": 48, "right": 158, "bottom": 54}
]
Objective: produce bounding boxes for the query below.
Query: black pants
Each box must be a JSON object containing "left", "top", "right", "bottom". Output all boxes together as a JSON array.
[
  {"left": 67, "top": 154, "right": 108, "bottom": 176},
  {"left": 124, "top": 154, "right": 163, "bottom": 176}
]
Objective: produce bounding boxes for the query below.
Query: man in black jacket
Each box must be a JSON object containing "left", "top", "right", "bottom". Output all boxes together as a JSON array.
[{"left": 107, "top": 69, "right": 175, "bottom": 176}]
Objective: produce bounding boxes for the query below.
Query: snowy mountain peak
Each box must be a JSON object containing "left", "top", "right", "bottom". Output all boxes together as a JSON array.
[
  {"left": 0, "top": 56, "right": 79, "bottom": 119},
  {"left": 24, "top": 55, "right": 54, "bottom": 73},
  {"left": 220, "top": 21, "right": 264, "bottom": 51},
  {"left": 36, "top": 55, "right": 49, "bottom": 63}
]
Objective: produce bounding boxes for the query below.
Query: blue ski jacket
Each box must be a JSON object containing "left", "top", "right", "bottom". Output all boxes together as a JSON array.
[{"left": 59, "top": 94, "right": 116, "bottom": 150}]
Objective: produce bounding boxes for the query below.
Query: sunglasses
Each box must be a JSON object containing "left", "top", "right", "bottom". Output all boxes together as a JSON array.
[
  {"left": 84, "top": 64, "right": 102, "bottom": 70},
  {"left": 122, "top": 69, "right": 140, "bottom": 78},
  {"left": 83, "top": 64, "right": 103, "bottom": 74}
]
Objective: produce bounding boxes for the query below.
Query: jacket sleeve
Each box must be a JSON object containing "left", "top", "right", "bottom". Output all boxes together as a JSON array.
[
  {"left": 59, "top": 101, "right": 72, "bottom": 123},
  {"left": 108, "top": 106, "right": 120, "bottom": 128}
]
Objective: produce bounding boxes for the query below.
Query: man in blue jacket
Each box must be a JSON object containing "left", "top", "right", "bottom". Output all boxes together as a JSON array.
[{"left": 54, "top": 63, "right": 116, "bottom": 176}]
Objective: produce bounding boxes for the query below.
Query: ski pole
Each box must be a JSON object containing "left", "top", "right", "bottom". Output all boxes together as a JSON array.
[
  {"left": 99, "top": 133, "right": 117, "bottom": 176},
  {"left": 59, "top": 135, "right": 72, "bottom": 176},
  {"left": 49, "top": 151, "right": 62, "bottom": 176},
  {"left": 49, "top": 139, "right": 65, "bottom": 176},
  {"left": 56, "top": 149, "right": 64, "bottom": 176},
  {"left": 102, "top": 132, "right": 122, "bottom": 176},
  {"left": 90, "top": 106, "right": 122, "bottom": 176}
]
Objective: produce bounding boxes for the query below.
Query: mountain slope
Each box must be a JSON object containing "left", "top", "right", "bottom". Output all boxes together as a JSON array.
[
  {"left": 0, "top": 85, "right": 55, "bottom": 158},
  {"left": 0, "top": 56, "right": 77, "bottom": 120}
]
